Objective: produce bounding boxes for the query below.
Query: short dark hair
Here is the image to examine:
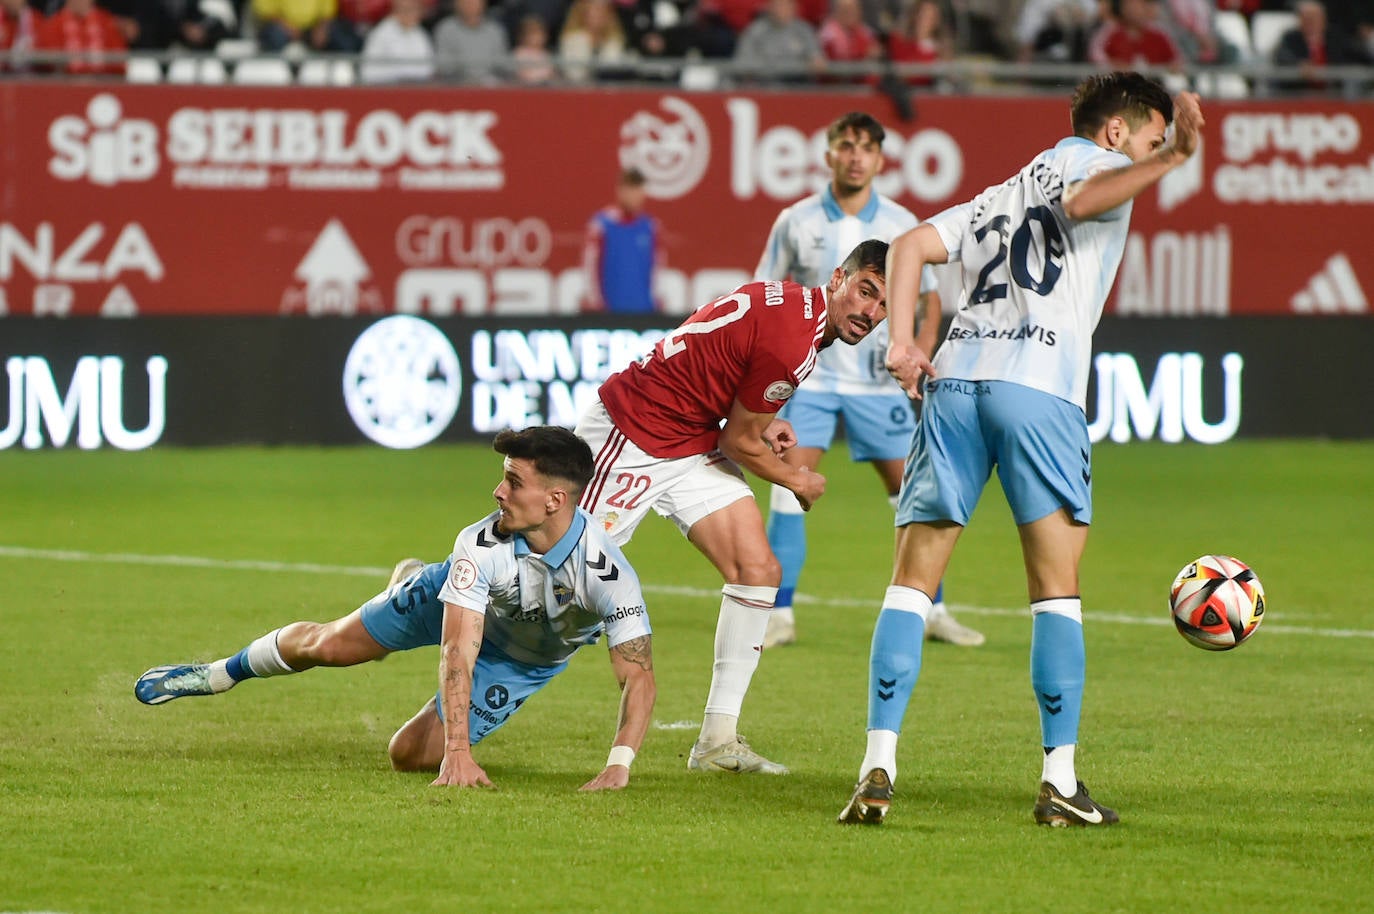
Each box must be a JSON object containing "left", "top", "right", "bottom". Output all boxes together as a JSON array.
[
  {"left": 619, "top": 167, "right": 646, "bottom": 187},
  {"left": 827, "top": 111, "right": 886, "bottom": 147},
  {"left": 838, "top": 239, "right": 890, "bottom": 279},
  {"left": 1070, "top": 71, "right": 1173, "bottom": 138},
  {"left": 492, "top": 426, "right": 594, "bottom": 495}
]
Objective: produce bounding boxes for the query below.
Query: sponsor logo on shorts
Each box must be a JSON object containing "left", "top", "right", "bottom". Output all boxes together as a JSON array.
[
  {"left": 449, "top": 558, "right": 478, "bottom": 590},
  {"left": 763, "top": 381, "right": 795, "bottom": 403},
  {"left": 484, "top": 683, "right": 510, "bottom": 709}
]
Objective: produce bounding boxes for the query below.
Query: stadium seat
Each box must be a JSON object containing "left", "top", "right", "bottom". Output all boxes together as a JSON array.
[
  {"left": 328, "top": 60, "right": 356, "bottom": 85},
  {"left": 126, "top": 56, "right": 163, "bottom": 83},
  {"left": 215, "top": 38, "right": 258, "bottom": 60},
  {"left": 297, "top": 58, "right": 330, "bottom": 84},
  {"left": 1213, "top": 9, "right": 1253, "bottom": 62},
  {"left": 1250, "top": 10, "right": 1297, "bottom": 62},
  {"left": 167, "top": 57, "right": 226, "bottom": 83},
  {"left": 233, "top": 57, "right": 293, "bottom": 84},
  {"left": 1193, "top": 71, "right": 1250, "bottom": 99},
  {"left": 679, "top": 63, "right": 719, "bottom": 90},
  {"left": 298, "top": 58, "right": 356, "bottom": 85}
]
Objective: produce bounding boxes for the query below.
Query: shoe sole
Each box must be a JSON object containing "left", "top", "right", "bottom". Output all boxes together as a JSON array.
[{"left": 838, "top": 796, "right": 889, "bottom": 824}]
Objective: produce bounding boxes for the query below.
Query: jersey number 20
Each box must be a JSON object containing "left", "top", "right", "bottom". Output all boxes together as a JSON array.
[{"left": 968, "top": 206, "right": 1065, "bottom": 306}]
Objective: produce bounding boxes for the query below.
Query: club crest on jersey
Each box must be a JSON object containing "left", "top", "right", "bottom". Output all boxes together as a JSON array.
[
  {"left": 448, "top": 558, "right": 478, "bottom": 591},
  {"left": 600, "top": 511, "right": 620, "bottom": 532},
  {"left": 764, "top": 381, "right": 795, "bottom": 403},
  {"left": 554, "top": 583, "right": 574, "bottom": 606}
]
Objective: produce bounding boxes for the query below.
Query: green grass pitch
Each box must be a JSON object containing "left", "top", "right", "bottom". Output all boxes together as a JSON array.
[{"left": 1, "top": 440, "right": 1371, "bottom": 914}]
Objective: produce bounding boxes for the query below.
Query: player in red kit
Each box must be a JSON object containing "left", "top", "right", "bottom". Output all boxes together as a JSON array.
[{"left": 576, "top": 239, "right": 889, "bottom": 774}]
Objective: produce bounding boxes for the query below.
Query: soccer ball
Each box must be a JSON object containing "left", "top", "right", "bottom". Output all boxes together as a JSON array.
[{"left": 1169, "top": 555, "right": 1266, "bottom": 651}]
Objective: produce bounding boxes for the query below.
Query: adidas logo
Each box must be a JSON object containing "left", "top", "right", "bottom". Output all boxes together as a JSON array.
[{"left": 1290, "top": 253, "right": 1368, "bottom": 314}]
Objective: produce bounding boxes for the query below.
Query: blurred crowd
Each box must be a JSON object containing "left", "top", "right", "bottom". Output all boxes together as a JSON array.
[{"left": 1, "top": 0, "right": 1370, "bottom": 88}]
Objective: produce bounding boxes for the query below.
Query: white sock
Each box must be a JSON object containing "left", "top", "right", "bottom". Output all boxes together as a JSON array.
[
  {"left": 860, "top": 729, "right": 900, "bottom": 785},
  {"left": 771, "top": 606, "right": 795, "bottom": 625},
  {"left": 245, "top": 628, "right": 297, "bottom": 678},
  {"left": 699, "top": 583, "right": 775, "bottom": 747},
  {"left": 1042, "top": 744, "right": 1078, "bottom": 797},
  {"left": 207, "top": 659, "right": 237, "bottom": 693}
]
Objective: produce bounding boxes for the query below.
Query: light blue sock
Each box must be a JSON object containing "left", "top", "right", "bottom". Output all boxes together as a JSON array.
[
  {"left": 867, "top": 587, "right": 930, "bottom": 732},
  {"left": 766, "top": 510, "right": 806, "bottom": 608},
  {"left": 1030, "top": 605, "right": 1085, "bottom": 749}
]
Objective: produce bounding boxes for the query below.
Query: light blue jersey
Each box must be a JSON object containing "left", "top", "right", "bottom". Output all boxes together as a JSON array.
[
  {"left": 437, "top": 507, "right": 650, "bottom": 667},
  {"left": 928, "top": 137, "right": 1133, "bottom": 409},
  {"left": 755, "top": 184, "right": 933, "bottom": 396}
]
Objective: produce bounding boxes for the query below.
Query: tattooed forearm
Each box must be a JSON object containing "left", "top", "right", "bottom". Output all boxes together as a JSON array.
[{"left": 612, "top": 635, "right": 653, "bottom": 672}]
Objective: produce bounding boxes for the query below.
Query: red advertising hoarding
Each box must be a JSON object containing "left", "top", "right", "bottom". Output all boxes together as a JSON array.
[{"left": 2, "top": 82, "right": 1370, "bottom": 318}]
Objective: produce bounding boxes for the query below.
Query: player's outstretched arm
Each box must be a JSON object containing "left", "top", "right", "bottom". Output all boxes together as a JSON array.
[
  {"left": 581, "top": 635, "right": 656, "bottom": 791},
  {"left": 885, "top": 225, "right": 948, "bottom": 399},
  {"left": 719, "top": 399, "right": 825, "bottom": 509},
  {"left": 432, "top": 603, "right": 493, "bottom": 788},
  {"left": 1063, "top": 92, "right": 1206, "bottom": 221}
]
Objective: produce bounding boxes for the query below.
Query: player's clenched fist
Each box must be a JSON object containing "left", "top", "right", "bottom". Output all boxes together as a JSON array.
[{"left": 791, "top": 467, "right": 827, "bottom": 511}]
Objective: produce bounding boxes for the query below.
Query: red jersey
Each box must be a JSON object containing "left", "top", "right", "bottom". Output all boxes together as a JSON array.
[
  {"left": 599, "top": 280, "right": 828, "bottom": 458},
  {"left": 36, "top": 6, "right": 126, "bottom": 74},
  {"left": 1089, "top": 22, "right": 1180, "bottom": 67}
]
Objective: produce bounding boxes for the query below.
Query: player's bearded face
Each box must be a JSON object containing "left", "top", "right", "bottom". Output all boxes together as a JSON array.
[
  {"left": 828, "top": 269, "right": 888, "bottom": 345},
  {"left": 1108, "top": 110, "right": 1169, "bottom": 163}
]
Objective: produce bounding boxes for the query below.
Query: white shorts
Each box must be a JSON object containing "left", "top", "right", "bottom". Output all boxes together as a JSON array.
[{"left": 575, "top": 400, "right": 755, "bottom": 546}]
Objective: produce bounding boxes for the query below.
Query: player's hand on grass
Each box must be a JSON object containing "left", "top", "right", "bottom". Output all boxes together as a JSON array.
[
  {"left": 432, "top": 749, "right": 494, "bottom": 788},
  {"left": 763, "top": 419, "right": 797, "bottom": 454},
  {"left": 885, "top": 341, "right": 936, "bottom": 400},
  {"left": 792, "top": 467, "right": 826, "bottom": 511},
  {"left": 1170, "top": 92, "right": 1204, "bottom": 160},
  {"left": 579, "top": 765, "right": 631, "bottom": 791}
]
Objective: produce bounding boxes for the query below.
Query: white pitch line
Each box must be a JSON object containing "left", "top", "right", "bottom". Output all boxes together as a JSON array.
[{"left": 2, "top": 544, "right": 1370, "bottom": 639}]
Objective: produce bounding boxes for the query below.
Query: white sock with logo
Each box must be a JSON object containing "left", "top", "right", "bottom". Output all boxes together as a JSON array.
[{"left": 699, "top": 583, "right": 775, "bottom": 748}]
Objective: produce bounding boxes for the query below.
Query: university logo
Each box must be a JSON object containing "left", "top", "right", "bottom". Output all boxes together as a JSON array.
[
  {"left": 343, "top": 315, "right": 462, "bottom": 449},
  {"left": 619, "top": 97, "right": 710, "bottom": 200}
]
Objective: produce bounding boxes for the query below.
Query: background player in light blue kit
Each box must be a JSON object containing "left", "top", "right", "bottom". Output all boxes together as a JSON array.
[
  {"left": 755, "top": 111, "right": 983, "bottom": 650},
  {"left": 837, "top": 73, "right": 1204, "bottom": 826},
  {"left": 135, "top": 426, "right": 656, "bottom": 792}
]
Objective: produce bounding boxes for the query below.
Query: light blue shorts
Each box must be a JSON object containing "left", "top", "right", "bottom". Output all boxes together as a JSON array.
[
  {"left": 780, "top": 389, "right": 915, "bottom": 461},
  {"left": 358, "top": 559, "right": 565, "bottom": 745},
  {"left": 895, "top": 379, "right": 1092, "bottom": 527},
  {"left": 438, "top": 649, "right": 566, "bottom": 745}
]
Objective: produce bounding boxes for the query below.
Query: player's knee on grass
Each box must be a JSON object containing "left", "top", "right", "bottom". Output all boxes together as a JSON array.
[{"left": 388, "top": 705, "right": 443, "bottom": 771}]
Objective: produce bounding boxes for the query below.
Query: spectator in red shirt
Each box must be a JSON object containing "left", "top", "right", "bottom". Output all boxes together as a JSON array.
[
  {"left": 818, "top": 0, "right": 881, "bottom": 80},
  {"left": 886, "top": 0, "right": 952, "bottom": 85},
  {"left": 36, "top": 0, "right": 126, "bottom": 74},
  {"left": 0, "top": 0, "right": 40, "bottom": 69},
  {"left": 1089, "top": 0, "right": 1181, "bottom": 69}
]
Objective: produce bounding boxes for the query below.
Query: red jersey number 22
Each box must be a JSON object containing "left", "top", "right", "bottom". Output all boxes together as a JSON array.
[{"left": 660, "top": 292, "right": 752, "bottom": 359}]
